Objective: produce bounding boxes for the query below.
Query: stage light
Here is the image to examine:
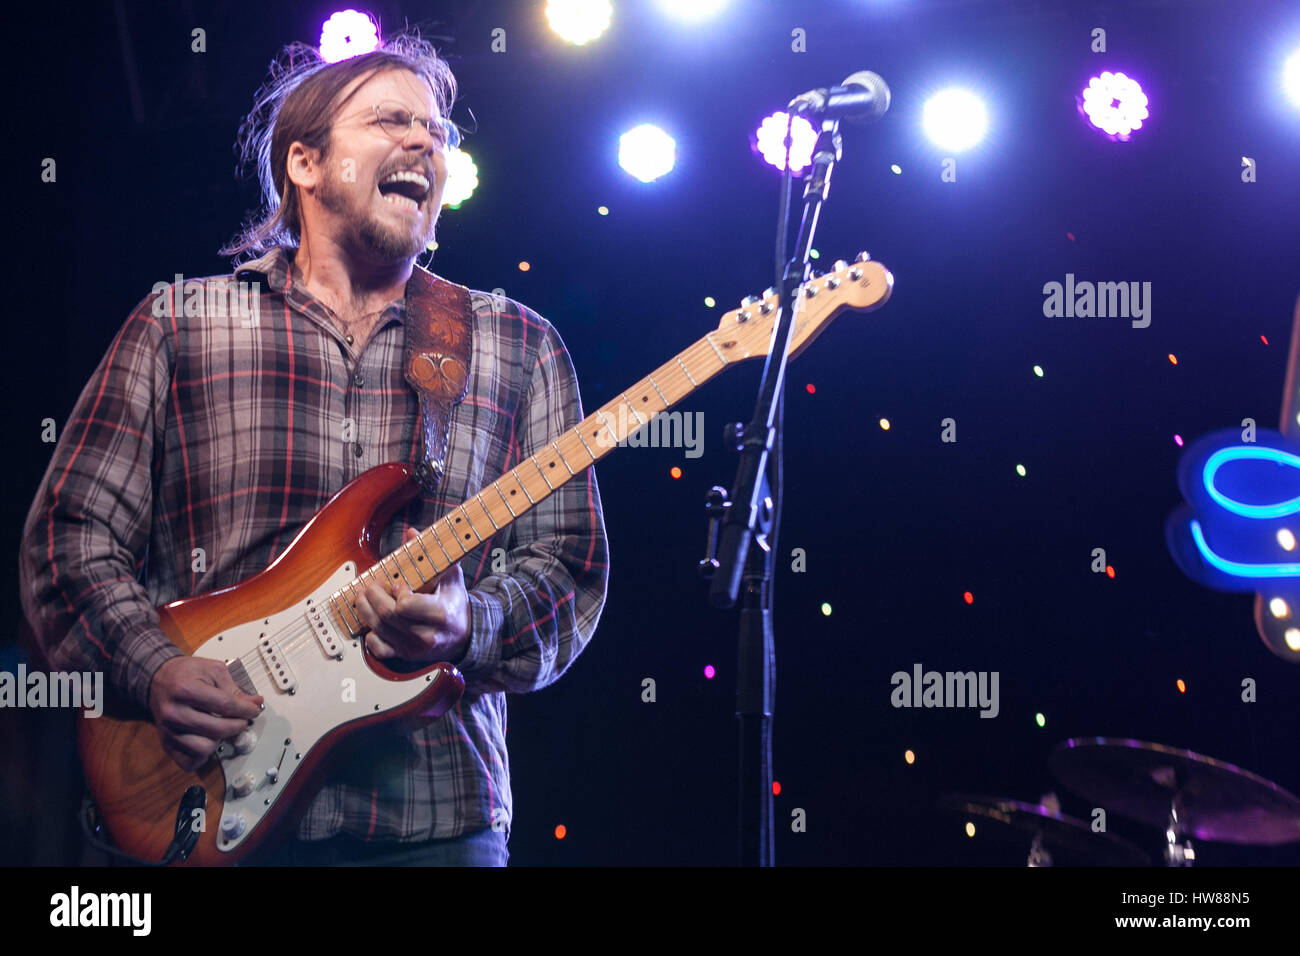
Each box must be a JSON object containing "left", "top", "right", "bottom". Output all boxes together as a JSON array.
[
  {"left": 546, "top": 0, "right": 612, "bottom": 46},
  {"left": 657, "top": 0, "right": 730, "bottom": 21},
  {"left": 965, "top": 822, "right": 976, "bottom": 837},
  {"left": 922, "top": 89, "right": 988, "bottom": 151},
  {"left": 1279, "top": 529, "right": 1297, "bottom": 551},
  {"left": 441, "top": 148, "right": 478, "bottom": 208},
  {"left": 619, "top": 124, "right": 676, "bottom": 182},
  {"left": 1080, "top": 71, "right": 1149, "bottom": 140},
  {"left": 879, "top": 418, "right": 890, "bottom": 430},
  {"left": 963, "top": 591, "right": 973, "bottom": 604},
  {"left": 1174, "top": 434, "right": 1184, "bottom": 447},
  {"left": 319, "top": 10, "right": 380, "bottom": 63},
  {"left": 821, "top": 602, "right": 832, "bottom": 616},
  {"left": 704, "top": 664, "right": 716, "bottom": 678},
  {"left": 1033, "top": 365, "right": 1044, "bottom": 377},
  {"left": 1285, "top": 51, "right": 1300, "bottom": 107},
  {"left": 1035, "top": 713, "right": 1046, "bottom": 727},
  {"left": 755, "top": 111, "right": 817, "bottom": 173},
  {"left": 772, "top": 781, "right": 781, "bottom": 796},
  {"left": 1269, "top": 597, "right": 1290, "bottom": 618},
  {"left": 703, "top": 296, "right": 715, "bottom": 307},
  {"left": 1287, "top": 628, "right": 1300, "bottom": 651},
  {"left": 890, "top": 164, "right": 902, "bottom": 174},
  {"left": 1176, "top": 679, "right": 1186, "bottom": 693},
  {"left": 904, "top": 749, "right": 915, "bottom": 765},
  {"left": 1016, "top": 464, "right": 1026, "bottom": 477},
  {"left": 597, "top": 205, "right": 609, "bottom": 216}
]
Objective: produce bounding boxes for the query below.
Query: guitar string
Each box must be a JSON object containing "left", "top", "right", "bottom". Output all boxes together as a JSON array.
[
  {"left": 226, "top": 341, "right": 718, "bottom": 679},
  {"left": 220, "top": 336, "right": 728, "bottom": 687}
]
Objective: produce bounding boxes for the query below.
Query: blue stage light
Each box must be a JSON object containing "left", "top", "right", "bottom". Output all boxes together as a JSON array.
[
  {"left": 618, "top": 125, "right": 676, "bottom": 183},
  {"left": 922, "top": 89, "right": 988, "bottom": 151}
]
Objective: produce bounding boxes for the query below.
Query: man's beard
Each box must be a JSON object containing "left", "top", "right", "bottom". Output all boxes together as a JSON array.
[{"left": 315, "top": 160, "right": 436, "bottom": 260}]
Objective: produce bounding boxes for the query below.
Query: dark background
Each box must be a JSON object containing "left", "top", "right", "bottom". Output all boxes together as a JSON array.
[{"left": 5, "top": 0, "right": 1300, "bottom": 867}]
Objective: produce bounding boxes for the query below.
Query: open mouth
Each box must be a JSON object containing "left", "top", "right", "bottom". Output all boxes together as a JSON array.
[{"left": 377, "top": 169, "right": 431, "bottom": 212}]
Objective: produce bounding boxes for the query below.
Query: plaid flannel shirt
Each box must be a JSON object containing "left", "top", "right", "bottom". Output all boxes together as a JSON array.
[{"left": 19, "top": 246, "right": 608, "bottom": 843}]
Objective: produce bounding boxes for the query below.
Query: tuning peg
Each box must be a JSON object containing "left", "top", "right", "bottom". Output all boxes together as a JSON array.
[
  {"left": 740, "top": 294, "right": 760, "bottom": 308},
  {"left": 763, "top": 287, "right": 777, "bottom": 298},
  {"left": 855, "top": 251, "right": 872, "bottom": 262},
  {"left": 832, "top": 259, "right": 848, "bottom": 272}
]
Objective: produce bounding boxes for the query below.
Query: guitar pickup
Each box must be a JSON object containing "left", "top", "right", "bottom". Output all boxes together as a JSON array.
[
  {"left": 306, "top": 607, "right": 345, "bottom": 660},
  {"left": 258, "top": 636, "right": 297, "bottom": 693}
]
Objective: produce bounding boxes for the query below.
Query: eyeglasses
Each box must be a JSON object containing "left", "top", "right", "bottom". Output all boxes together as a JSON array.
[{"left": 371, "top": 101, "right": 460, "bottom": 149}]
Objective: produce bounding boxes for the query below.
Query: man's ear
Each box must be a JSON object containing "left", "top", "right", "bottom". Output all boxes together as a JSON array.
[{"left": 286, "top": 141, "right": 322, "bottom": 192}]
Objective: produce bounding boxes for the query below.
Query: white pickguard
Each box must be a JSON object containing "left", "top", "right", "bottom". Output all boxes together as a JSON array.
[{"left": 192, "top": 562, "right": 440, "bottom": 853}]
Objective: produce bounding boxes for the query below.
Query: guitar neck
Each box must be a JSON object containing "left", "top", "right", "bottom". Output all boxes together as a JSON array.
[
  {"left": 323, "top": 253, "right": 893, "bottom": 637},
  {"left": 325, "top": 327, "right": 734, "bottom": 635}
]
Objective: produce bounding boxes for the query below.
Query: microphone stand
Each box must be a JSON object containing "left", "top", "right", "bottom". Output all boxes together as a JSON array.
[{"left": 704, "top": 112, "right": 843, "bottom": 866}]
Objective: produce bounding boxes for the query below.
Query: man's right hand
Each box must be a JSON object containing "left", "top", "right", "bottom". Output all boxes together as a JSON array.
[{"left": 147, "top": 657, "right": 264, "bottom": 772}]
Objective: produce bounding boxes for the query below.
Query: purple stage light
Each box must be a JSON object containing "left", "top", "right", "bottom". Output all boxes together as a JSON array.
[
  {"left": 755, "top": 111, "right": 817, "bottom": 173},
  {"left": 319, "top": 10, "right": 381, "bottom": 63},
  {"left": 1080, "top": 71, "right": 1149, "bottom": 140}
]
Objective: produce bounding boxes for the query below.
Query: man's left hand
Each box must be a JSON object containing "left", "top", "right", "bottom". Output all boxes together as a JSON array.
[{"left": 356, "top": 528, "right": 471, "bottom": 664}]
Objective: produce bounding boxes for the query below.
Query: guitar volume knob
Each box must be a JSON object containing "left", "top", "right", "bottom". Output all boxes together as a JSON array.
[
  {"left": 231, "top": 771, "right": 257, "bottom": 797},
  {"left": 220, "top": 813, "right": 246, "bottom": 839},
  {"left": 233, "top": 729, "right": 258, "bottom": 754}
]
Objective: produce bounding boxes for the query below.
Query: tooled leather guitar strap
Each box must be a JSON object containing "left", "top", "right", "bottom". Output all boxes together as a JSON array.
[{"left": 403, "top": 266, "right": 473, "bottom": 494}]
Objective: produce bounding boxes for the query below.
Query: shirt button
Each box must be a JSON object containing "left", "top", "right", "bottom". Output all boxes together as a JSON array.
[
  {"left": 354, "top": 372, "right": 365, "bottom": 387},
  {"left": 353, "top": 443, "right": 363, "bottom": 458},
  {"left": 345, "top": 334, "right": 354, "bottom": 345}
]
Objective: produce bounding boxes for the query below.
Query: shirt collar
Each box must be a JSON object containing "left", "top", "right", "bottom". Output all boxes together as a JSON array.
[{"left": 235, "top": 246, "right": 411, "bottom": 325}]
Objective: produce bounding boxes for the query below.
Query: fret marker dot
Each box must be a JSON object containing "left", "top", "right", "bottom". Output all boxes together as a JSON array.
[{"left": 670, "top": 466, "right": 682, "bottom": 479}]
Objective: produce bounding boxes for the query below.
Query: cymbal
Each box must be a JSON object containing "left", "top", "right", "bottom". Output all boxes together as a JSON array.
[
  {"left": 1049, "top": 737, "right": 1300, "bottom": 845},
  {"left": 940, "top": 793, "right": 1150, "bottom": 865}
]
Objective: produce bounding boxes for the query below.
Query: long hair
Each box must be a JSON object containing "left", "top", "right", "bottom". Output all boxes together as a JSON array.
[{"left": 220, "top": 33, "right": 457, "bottom": 261}]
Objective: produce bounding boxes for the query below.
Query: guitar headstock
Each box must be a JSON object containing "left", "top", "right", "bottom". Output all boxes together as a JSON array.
[{"left": 713, "top": 253, "right": 893, "bottom": 364}]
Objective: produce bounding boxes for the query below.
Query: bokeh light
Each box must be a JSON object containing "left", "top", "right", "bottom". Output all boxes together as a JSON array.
[
  {"left": 619, "top": 124, "right": 676, "bottom": 182},
  {"left": 546, "top": 0, "right": 612, "bottom": 46},
  {"left": 755, "top": 111, "right": 818, "bottom": 172},
  {"left": 1284, "top": 50, "right": 1300, "bottom": 107},
  {"left": 1080, "top": 71, "right": 1150, "bottom": 139},
  {"left": 319, "top": 10, "right": 381, "bottom": 63},
  {"left": 922, "top": 89, "right": 988, "bottom": 151},
  {"left": 441, "top": 148, "right": 478, "bottom": 208}
]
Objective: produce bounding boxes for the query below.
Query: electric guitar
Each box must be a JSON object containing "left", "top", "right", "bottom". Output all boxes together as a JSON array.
[{"left": 79, "top": 254, "right": 893, "bottom": 864}]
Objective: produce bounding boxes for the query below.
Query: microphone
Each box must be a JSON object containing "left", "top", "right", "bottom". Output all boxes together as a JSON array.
[{"left": 788, "top": 71, "right": 891, "bottom": 123}]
